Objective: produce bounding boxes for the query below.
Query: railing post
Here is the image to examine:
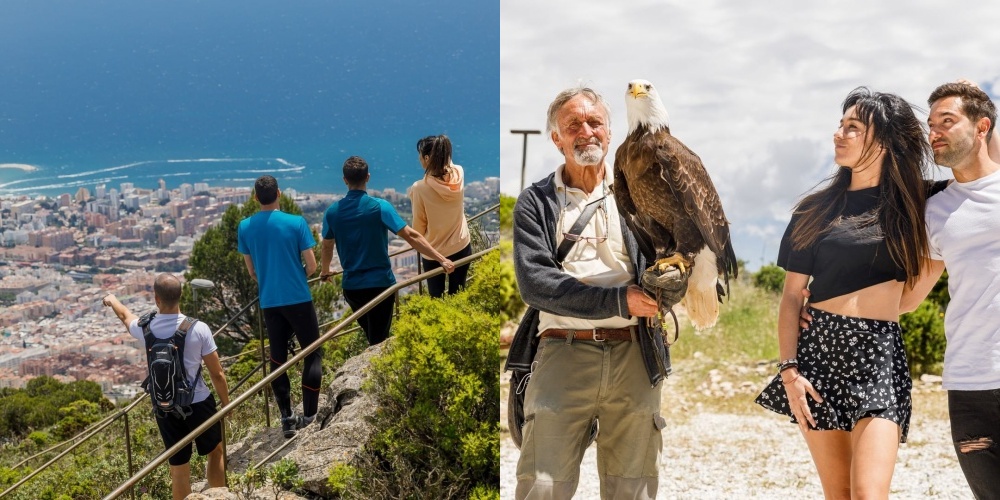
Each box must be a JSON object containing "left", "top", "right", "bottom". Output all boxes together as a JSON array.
[
  {"left": 123, "top": 411, "right": 134, "bottom": 500},
  {"left": 258, "top": 311, "right": 270, "bottom": 428},
  {"left": 417, "top": 257, "right": 424, "bottom": 295}
]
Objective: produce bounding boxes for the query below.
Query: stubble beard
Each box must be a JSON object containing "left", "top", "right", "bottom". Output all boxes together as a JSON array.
[{"left": 934, "top": 130, "right": 975, "bottom": 168}]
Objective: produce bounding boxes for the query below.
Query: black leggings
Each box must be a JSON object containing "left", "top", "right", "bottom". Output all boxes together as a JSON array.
[
  {"left": 422, "top": 243, "right": 472, "bottom": 298},
  {"left": 262, "top": 301, "right": 322, "bottom": 418},
  {"left": 343, "top": 287, "right": 396, "bottom": 345}
]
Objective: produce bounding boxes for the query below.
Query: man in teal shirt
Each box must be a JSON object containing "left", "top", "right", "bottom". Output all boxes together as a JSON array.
[
  {"left": 238, "top": 175, "right": 321, "bottom": 438},
  {"left": 320, "top": 156, "right": 455, "bottom": 345}
]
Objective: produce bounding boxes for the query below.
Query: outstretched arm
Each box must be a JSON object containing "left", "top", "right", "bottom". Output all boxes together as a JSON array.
[{"left": 103, "top": 294, "right": 138, "bottom": 335}]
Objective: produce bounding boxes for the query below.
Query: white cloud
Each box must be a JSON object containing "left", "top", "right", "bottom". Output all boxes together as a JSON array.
[{"left": 501, "top": 0, "right": 1000, "bottom": 269}]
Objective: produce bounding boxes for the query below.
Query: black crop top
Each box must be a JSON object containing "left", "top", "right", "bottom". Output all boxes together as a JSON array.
[{"left": 776, "top": 186, "right": 906, "bottom": 303}]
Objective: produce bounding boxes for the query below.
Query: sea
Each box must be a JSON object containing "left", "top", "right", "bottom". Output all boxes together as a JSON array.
[{"left": 0, "top": 0, "right": 499, "bottom": 198}]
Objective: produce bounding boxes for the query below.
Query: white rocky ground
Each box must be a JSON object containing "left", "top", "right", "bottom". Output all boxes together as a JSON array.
[{"left": 500, "top": 369, "right": 974, "bottom": 499}]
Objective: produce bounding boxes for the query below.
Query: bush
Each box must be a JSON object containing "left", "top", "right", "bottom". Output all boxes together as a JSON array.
[
  {"left": 752, "top": 264, "right": 785, "bottom": 294},
  {"left": 900, "top": 300, "right": 946, "bottom": 375},
  {"left": 268, "top": 458, "right": 303, "bottom": 497},
  {"left": 348, "top": 260, "right": 500, "bottom": 498},
  {"left": 327, "top": 463, "right": 360, "bottom": 497}
]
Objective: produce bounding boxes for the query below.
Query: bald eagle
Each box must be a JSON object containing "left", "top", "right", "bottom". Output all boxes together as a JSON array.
[{"left": 613, "top": 79, "right": 738, "bottom": 329}]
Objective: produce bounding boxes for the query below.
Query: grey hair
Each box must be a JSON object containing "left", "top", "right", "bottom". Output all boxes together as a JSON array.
[{"left": 545, "top": 85, "right": 612, "bottom": 136}]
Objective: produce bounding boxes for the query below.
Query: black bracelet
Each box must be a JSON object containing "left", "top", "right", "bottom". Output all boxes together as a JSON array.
[{"left": 777, "top": 358, "right": 799, "bottom": 372}]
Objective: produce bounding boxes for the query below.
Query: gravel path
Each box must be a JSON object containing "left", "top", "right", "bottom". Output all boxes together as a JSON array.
[{"left": 500, "top": 371, "right": 973, "bottom": 499}]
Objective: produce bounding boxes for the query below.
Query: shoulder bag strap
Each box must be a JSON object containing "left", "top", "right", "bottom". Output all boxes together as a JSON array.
[{"left": 556, "top": 196, "right": 606, "bottom": 264}]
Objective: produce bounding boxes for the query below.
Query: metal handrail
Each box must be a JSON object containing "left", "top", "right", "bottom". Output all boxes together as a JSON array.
[
  {"left": 0, "top": 203, "right": 499, "bottom": 498},
  {"left": 103, "top": 247, "right": 495, "bottom": 499}
]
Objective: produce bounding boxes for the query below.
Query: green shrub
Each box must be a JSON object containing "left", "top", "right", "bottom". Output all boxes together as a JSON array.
[
  {"left": 327, "top": 463, "right": 360, "bottom": 496},
  {"left": 350, "top": 263, "right": 500, "bottom": 498},
  {"left": 268, "top": 458, "right": 303, "bottom": 497},
  {"left": 752, "top": 264, "right": 785, "bottom": 294},
  {"left": 900, "top": 300, "right": 946, "bottom": 375},
  {"left": 469, "top": 485, "right": 500, "bottom": 500}
]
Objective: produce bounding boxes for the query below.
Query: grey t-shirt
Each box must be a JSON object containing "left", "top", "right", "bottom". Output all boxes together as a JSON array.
[{"left": 129, "top": 312, "right": 216, "bottom": 404}]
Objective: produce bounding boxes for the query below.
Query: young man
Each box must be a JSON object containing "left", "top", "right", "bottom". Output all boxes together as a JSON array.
[
  {"left": 104, "top": 274, "right": 229, "bottom": 500},
  {"left": 511, "top": 86, "right": 667, "bottom": 499},
  {"left": 918, "top": 82, "right": 1000, "bottom": 499},
  {"left": 237, "top": 175, "right": 322, "bottom": 438},
  {"left": 319, "top": 155, "right": 455, "bottom": 345}
]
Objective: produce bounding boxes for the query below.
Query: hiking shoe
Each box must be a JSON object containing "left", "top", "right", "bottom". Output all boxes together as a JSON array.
[
  {"left": 281, "top": 415, "right": 302, "bottom": 438},
  {"left": 281, "top": 414, "right": 316, "bottom": 438}
]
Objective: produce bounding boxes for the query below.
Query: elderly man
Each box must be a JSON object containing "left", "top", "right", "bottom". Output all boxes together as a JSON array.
[{"left": 511, "top": 86, "right": 672, "bottom": 499}]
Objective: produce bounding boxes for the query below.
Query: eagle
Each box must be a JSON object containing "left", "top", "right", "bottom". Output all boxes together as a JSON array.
[{"left": 613, "top": 79, "right": 738, "bottom": 329}]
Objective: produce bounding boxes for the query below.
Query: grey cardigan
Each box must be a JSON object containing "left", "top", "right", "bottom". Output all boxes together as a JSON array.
[{"left": 512, "top": 172, "right": 671, "bottom": 385}]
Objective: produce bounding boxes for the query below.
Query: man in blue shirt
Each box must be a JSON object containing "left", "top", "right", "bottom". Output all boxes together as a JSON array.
[
  {"left": 320, "top": 156, "right": 456, "bottom": 345},
  {"left": 238, "top": 175, "right": 321, "bottom": 438}
]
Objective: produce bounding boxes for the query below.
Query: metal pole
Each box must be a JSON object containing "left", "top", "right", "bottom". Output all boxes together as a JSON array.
[
  {"left": 510, "top": 129, "right": 541, "bottom": 192},
  {"left": 123, "top": 411, "right": 135, "bottom": 500}
]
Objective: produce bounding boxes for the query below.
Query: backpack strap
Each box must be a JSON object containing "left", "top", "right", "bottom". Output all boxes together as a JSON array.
[{"left": 171, "top": 317, "right": 202, "bottom": 387}]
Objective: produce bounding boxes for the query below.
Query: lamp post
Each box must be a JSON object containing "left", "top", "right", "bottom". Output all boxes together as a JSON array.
[
  {"left": 510, "top": 129, "right": 541, "bottom": 192},
  {"left": 190, "top": 278, "right": 215, "bottom": 318}
]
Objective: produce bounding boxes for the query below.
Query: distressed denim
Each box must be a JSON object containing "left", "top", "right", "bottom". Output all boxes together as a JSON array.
[{"left": 949, "top": 389, "right": 1000, "bottom": 499}]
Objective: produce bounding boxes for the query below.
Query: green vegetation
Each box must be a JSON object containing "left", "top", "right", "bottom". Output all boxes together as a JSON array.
[
  {"left": 0, "top": 377, "right": 111, "bottom": 440},
  {"left": 498, "top": 194, "right": 524, "bottom": 324},
  {"left": 339, "top": 250, "right": 500, "bottom": 499},
  {"left": 752, "top": 263, "right": 785, "bottom": 294}
]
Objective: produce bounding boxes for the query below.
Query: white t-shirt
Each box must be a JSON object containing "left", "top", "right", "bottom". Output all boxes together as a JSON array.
[
  {"left": 926, "top": 168, "right": 1000, "bottom": 390},
  {"left": 129, "top": 312, "right": 217, "bottom": 403},
  {"left": 537, "top": 163, "right": 638, "bottom": 333}
]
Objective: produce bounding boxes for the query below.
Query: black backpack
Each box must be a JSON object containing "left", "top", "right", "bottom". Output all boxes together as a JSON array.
[{"left": 138, "top": 312, "right": 201, "bottom": 419}]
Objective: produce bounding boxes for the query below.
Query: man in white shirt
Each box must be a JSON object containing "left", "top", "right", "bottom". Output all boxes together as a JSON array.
[
  {"left": 104, "top": 274, "right": 229, "bottom": 500},
  {"left": 908, "top": 81, "right": 1000, "bottom": 499}
]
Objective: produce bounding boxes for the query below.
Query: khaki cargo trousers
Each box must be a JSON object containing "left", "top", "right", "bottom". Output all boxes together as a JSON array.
[{"left": 515, "top": 336, "right": 664, "bottom": 500}]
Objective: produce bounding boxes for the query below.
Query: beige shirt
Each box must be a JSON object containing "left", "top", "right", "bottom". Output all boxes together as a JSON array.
[
  {"left": 408, "top": 164, "right": 471, "bottom": 258},
  {"left": 538, "top": 163, "right": 638, "bottom": 333}
]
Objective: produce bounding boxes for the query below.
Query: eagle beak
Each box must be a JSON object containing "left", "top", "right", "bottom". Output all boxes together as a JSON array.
[{"left": 629, "top": 85, "right": 647, "bottom": 98}]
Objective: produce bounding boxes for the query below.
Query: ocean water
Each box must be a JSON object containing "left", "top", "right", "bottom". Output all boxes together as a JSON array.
[{"left": 0, "top": 0, "right": 499, "bottom": 197}]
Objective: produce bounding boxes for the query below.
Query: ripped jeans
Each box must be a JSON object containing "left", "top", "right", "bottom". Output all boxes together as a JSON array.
[
  {"left": 515, "top": 337, "right": 663, "bottom": 500},
  {"left": 949, "top": 389, "right": 1000, "bottom": 499}
]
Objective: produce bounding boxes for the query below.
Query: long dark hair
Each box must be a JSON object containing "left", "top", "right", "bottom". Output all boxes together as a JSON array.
[
  {"left": 417, "top": 134, "right": 453, "bottom": 179},
  {"left": 791, "top": 87, "right": 931, "bottom": 285}
]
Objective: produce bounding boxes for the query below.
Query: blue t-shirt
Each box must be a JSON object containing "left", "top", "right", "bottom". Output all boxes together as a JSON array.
[
  {"left": 322, "top": 190, "right": 407, "bottom": 290},
  {"left": 237, "top": 210, "right": 316, "bottom": 308}
]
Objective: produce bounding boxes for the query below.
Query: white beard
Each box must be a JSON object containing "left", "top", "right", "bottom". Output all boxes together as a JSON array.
[{"left": 574, "top": 144, "right": 604, "bottom": 166}]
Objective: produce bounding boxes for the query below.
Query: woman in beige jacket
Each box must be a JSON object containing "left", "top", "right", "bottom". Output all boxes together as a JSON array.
[{"left": 409, "top": 135, "right": 472, "bottom": 297}]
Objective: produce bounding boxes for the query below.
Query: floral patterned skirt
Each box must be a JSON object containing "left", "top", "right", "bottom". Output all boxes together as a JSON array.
[{"left": 755, "top": 307, "right": 912, "bottom": 442}]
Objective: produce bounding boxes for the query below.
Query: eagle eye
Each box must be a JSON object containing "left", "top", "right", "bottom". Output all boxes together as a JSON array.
[{"left": 645, "top": 84, "right": 651, "bottom": 90}]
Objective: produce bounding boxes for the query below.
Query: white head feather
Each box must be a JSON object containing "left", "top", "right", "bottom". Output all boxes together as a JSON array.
[{"left": 625, "top": 79, "right": 670, "bottom": 134}]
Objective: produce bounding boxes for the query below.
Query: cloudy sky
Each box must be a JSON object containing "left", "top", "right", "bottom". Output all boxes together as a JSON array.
[{"left": 500, "top": 0, "right": 1000, "bottom": 270}]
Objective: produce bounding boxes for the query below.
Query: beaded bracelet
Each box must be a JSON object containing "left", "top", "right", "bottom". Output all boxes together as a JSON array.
[{"left": 776, "top": 358, "right": 799, "bottom": 372}]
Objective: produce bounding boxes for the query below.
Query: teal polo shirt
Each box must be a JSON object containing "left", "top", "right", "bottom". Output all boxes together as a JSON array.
[
  {"left": 322, "top": 190, "right": 407, "bottom": 290},
  {"left": 237, "top": 210, "right": 316, "bottom": 308}
]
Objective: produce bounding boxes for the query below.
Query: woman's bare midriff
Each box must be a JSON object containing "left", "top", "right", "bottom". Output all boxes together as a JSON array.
[{"left": 809, "top": 280, "right": 905, "bottom": 322}]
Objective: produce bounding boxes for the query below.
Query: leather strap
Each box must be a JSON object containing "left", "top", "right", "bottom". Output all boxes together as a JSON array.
[
  {"left": 540, "top": 327, "right": 635, "bottom": 342},
  {"left": 556, "top": 196, "right": 606, "bottom": 264}
]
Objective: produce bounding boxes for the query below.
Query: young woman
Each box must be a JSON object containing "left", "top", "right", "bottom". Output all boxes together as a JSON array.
[
  {"left": 755, "top": 87, "right": 939, "bottom": 499},
  {"left": 409, "top": 134, "right": 472, "bottom": 297}
]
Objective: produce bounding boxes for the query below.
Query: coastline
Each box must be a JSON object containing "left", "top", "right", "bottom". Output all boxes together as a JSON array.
[{"left": 0, "top": 163, "right": 39, "bottom": 172}]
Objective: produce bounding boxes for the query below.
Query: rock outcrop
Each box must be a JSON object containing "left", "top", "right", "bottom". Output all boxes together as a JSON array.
[{"left": 226, "top": 341, "right": 385, "bottom": 497}]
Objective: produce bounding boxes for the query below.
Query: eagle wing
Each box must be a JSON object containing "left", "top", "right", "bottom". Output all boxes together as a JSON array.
[
  {"left": 612, "top": 156, "right": 657, "bottom": 263},
  {"left": 653, "top": 132, "right": 739, "bottom": 281}
]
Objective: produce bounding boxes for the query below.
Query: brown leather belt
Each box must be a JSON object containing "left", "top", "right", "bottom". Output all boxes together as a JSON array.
[{"left": 540, "top": 327, "right": 635, "bottom": 342}]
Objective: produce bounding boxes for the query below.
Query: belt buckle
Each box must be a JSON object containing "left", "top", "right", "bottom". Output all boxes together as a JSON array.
[{"left": 592, "top": 328, "right": 605, "bottom": 342}]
